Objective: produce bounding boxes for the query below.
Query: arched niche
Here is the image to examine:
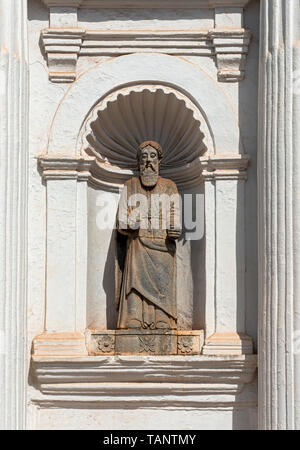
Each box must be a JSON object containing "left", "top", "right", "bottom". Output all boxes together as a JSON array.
[
  {"left": 78, "top": 83, "right": 210, "bottom": 190},
  {"left": 40, "top": 53, "right": 249, "bottom": 339},
  {"left": 47, "top": 53, "right": 243, "bottom": 157},
  {"left": 82, "top": 83, "right": 206, "bottom": 330}
]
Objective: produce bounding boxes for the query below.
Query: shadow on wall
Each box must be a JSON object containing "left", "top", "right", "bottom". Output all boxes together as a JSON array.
[
  {"left": 103, "top": 228, "right": 118, "bottom": 329},
  {"left": 232, "top": 373, "right": 258, "bottom": 429},
  {"left": 237, "top": 0, "right": 259, "bottom": 351}
]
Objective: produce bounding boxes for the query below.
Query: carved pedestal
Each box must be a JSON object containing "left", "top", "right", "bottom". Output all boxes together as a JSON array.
[{"left": 88, "top": 330, "right": 204, "bottom": 356}]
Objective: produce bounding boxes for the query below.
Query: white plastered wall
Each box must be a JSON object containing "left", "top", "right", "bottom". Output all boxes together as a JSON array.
[{"left": 27, "top": 0, "right": 259, "bottom": 430}]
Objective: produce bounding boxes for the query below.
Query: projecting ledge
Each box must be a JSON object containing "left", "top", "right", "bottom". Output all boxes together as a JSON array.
[
  {"left": 41, "top": 1, "right": 251, "bottom": 9},
  {"left": 31, "top": 354, "right": 257, "bottom": 408}
]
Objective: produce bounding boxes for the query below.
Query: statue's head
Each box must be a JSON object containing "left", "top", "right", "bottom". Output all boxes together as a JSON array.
[{"left": 137, "top": 140, "right": 162, "bottom": 187}]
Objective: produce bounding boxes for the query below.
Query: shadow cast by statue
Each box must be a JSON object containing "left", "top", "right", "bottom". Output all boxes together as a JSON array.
[{"left": 103, "top": 227, "right": 119, "bottom": 329}]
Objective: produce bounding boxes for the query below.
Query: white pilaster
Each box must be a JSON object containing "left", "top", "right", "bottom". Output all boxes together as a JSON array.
[
  {"left": 0, "top": 0, "right": 28, "bottom": 430},
  {"left": 35, "top": 165, "right": 88, "bottom": 356},
  {"left": 46, "top": 179, "right": 77, "bottom": 332},
  {"left": 201, "top": 155, "right": 252, "bottom": 355},
  {"left": 76, "top": 181, "right": 88, "bottom": 332},
  {"left": 258, "top": 0, "right": 300, "bottom": 430},
  {"left": 204, "top": 180, "right": 216, "bottom": 339},
  {"left": 215, "top": 179, "right": 245, "bottom": 333}
]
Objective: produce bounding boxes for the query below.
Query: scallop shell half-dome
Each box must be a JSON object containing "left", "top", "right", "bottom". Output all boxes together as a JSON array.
[{"left": 81, "top": 85, "right": 207, "bottom": 173}]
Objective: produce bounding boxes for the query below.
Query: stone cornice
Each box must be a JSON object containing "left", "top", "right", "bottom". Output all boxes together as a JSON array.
[
  {"left": 38, "top": 153, "right": 250, "bottom": 190},
  {"left": 38, "top": 155, "right": 93, "bottom": 181},
  {"left": 41, "top": 0, "right": 251, "bottom": 9},
  {"left": 40, "top": 0, "right": 252, "bottom": 82},
  {"left": 31, "top": 354, "right": 257, "bottom": 407},
  {"left": 41, "top": 27, "right": 251, "bottom": 83},
  {"left": 200, "top": 154, "right": 250, "bottom": 180},
  {"left": 208, "top": 28, "right": 252, "bottom": 81},
  {"left": 38, "top": 154, "right": 204, "bottom": 190}
]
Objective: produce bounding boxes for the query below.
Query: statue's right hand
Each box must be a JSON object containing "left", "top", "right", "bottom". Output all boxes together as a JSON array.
[{"left": 128, "top": 216, "right": 140, "bottom": 230}]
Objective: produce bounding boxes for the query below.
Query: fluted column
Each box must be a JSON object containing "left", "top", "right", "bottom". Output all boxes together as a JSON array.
[
  {"left": 0, "top": 0, "right": 28, "bottom": 430},
  {"left": 258, "top": 0, "right": 300, "bottom": 430}
]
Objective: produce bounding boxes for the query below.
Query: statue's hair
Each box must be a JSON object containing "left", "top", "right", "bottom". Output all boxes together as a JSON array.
[{"left": 137, "top": 140, "right": 163, "bottom": 160}]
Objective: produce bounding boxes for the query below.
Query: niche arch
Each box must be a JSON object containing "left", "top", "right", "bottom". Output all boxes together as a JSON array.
[
  {"left": 47, "top": 53, "right": 244, "bottom": 159},
  {"left": 78, "top": 83, "right": 211, "bottom": 189},
  {"left": 40, "top": 52, "right": 248, "bottom": 333},
  {"left": 82, "top": 83, "right": 208, "bottom": 329}
]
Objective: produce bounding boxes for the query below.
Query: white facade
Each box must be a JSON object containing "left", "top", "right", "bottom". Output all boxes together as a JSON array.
[{"left": 0, "top": 0, "right": 299, "bottom": 430}]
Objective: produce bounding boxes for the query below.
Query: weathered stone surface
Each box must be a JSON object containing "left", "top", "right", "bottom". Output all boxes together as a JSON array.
[
  {"left": 115, "top": 330, "right": 178, "bottom": 355},
  {"left": 115, "top": 141, "right": 182, "bottom": 333},
  {"left": 177, "top": 330, "right": 204, "bottom": 355},
  {"left": 88, "top": 330, "right": 204, "bottom": 355},
  {"left": 87, "top": 331, "right": 116, "bottom": 355}
]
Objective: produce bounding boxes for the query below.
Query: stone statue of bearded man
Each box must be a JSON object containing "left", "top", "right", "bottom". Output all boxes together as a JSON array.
[{"left": 115, "top": 141, "right": 182, "bottom": 330}]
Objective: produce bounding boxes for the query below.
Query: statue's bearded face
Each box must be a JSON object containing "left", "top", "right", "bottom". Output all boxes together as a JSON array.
[{"left": 139, "top": 146, "right": 159, "bottom": 187}]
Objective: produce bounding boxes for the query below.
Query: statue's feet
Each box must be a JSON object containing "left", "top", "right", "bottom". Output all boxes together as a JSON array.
[
  {"left": 127, "top": 319, "right": 142, "bottom": 329},
  {"left": 156, "top": 321, "right": 169, "bottom": 329},
  {"left": 141, "top": 321, "right": 155, "bottom": 330}
]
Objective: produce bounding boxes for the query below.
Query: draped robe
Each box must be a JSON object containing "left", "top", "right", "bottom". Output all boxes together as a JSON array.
[{"left": 115, "top": 176, "right": 181, "bottom": 329}]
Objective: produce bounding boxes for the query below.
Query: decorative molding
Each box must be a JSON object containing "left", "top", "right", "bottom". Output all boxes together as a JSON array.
[
  {"left": 177, "top": 331, "right": 204, "bottom": 355},
  {"left": 86, "top": 330, "right": 204, "bottom": 355},
  {"left": 208, "top": 29, "right": 252, "bottom": 82},
  {"left": 200, "top": 154, "right": 250, "bottom": 180},
  {"left": 38, "top": 155, "right": 92, "bottom": 181},
  {"left": 38, "top": 153, "right": 250, "bottom": 191},
  {"left": 41, "top": 0, "right": 251, "bottom": 9},
  {"left": 42, "top": 29, "right": 84, "bottom": 83},
  {"left": 96, "top": 334, "right": 115, "bottom": 354},
  {"left": 38, "top": 154, "right": 203, "bottom": 190},
  {"left": 41, "top": 27, "right": 251, "bottom": 83},
  {"left": 80, "top": 30, "right": 213, "bottom": 56},
  {"left": 31, "top": 354, "right": 257, "bottom": 408}
]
